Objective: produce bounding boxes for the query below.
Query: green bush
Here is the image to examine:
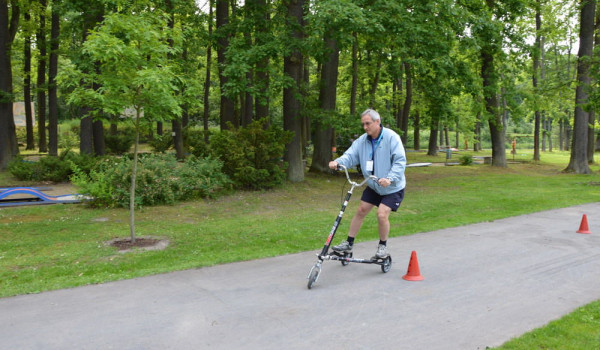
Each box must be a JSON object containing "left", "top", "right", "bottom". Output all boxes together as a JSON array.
[
  {"left": 36, "top": 156, "right": 73, "bottom": 182},
  {"left": 58, "top": 130, "right": 79, "bottom": 151},
  {"left": 459, "top": 154, "right": 474, "bottom": 166},
  {"left": 104, "top": 131, "right": 135, "bottom": 155},
  {"left": 8, "top": 151, "right": 100, "bottom": 182},
  {"left": 210, "top": 118, "right": 293, "bottom": 190},
  {"left": 15, "top": 127, "right": 29, "bottom": 146},
  {"left": 184, "top": 128, "right": 211, "bottom": 158},
  {"left": 148, "top": 133, "right": 173, "bottom": 153},
  {"left": 7, "top": 157, "right": 37, "bottom": 181},
  {"left": 71, "top": 154, "right": 230, "bottom": 208},
  {"left": 170, "top": 156, "right": 230, "bottom": 200}
]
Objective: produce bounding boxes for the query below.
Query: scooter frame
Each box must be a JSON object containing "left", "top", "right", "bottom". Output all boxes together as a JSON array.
[{"left": 307, "top": 165, "right": 392, "bottom": 289}]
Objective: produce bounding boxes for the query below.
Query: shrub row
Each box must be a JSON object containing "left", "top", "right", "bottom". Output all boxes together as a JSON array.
[
  {"left": 8, "top": 151, "right": 97, "bottom": 183},
  {"left": 9, "top": 119, "right": 293, "bottom": 207},
  {"left": 71, "top": 154, "right": 230, "bottom": 208}
]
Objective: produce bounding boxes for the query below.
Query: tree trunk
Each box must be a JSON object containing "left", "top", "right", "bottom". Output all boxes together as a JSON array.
[
  {"left": 455, "top": 119, "right": 460, "bottom": 149},
  {"left": 301, "top": 58, "right": 310, "bottom": 155},
  {"left": 242, "top": 7, "right": 253, "bottom": 127},
  {"left": 156, "top": 121, "right": 163, "bottom": 136},
  {"left": 565, "top": 0, "right": 594, "bottom": 173},
  {"left": 413, "top": 111, "right": 420, "bottom": 151},
  {"left": 559, "top": 118, "right": 564, "bottom": 151},
  {"left": 92, "top": 119, "right": 105, "bottom": 155},
  {"left": 350, "top": 32, "right": 358, "bottom": 115},
  {"left": 0, "top": 0, "right": 19, "bottom": 170},
  {"left": 253, "top": 0, "right": 270, "bottom": 121},
  {"left": 401, "top": 61, "right": 412, "bottom": 145},
  {"left": 23, "top": 12, "right": 34, "bottom": 150},
  {"left": 283, "top": 0, "right": 305, "bottom": 182},
  {"left": 481, "top": 50, "right": 506, "bottom": 167},
  {"left": 368, "top": 55, "right": 382, "bottom": 108},
  {"left": 172, "top": 119, "right": 185, "bottom": 159},
  {"left": 565, "top": 117, "right": 572, "bottom": 151},
  {"left": 37, "top": 0, "right": 47, "bottom": 153},
  {"left": 203, "top": 0, "right": 212, "bottom": 142},
  {"left": 80, "top": 114, "right": 93, "bottom": 154},
  {"left": 243, "top": 70, "right": 253, "bottom": 126},
  {"left": 444, "top": 125, "right": 449, "bottom": 148},
  {"left": 532, "top": 0, "right": 541, "bottom": 161},
  {"left": 474, "top": 111, "right": 482, "bottom": 151},
  {"left": 216, "top": 0, "right": 236, "bottom": 129},
  {"left": 48, "top": 3, "right": 59, "bottom": 156},
  {"left": 588, "top": 4, "right": 600, "bottom": 163},
  {"left": 310, "top": 33, "right": 339, "bottom": 173},
  {"left": 546, "top": 116, "right": 553, "bottom": 152},
  {"left": 165, "top": 0, "right": 185, "bottom": 159},
  {"left": 427, "top": 120, "right": 438, "bottom": 156},
  {"left": 129, "top": 109, "right": 141, "bottom": 243}
]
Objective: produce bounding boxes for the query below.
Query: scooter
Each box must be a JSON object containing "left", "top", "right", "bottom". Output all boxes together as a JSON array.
[{"left": 307, "top": 165, "right": 392, "bottom": 289}]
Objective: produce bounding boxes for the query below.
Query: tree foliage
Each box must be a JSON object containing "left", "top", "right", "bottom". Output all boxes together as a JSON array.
[{"left": 0, "top": 0, "right": 598, "bottom": 176}]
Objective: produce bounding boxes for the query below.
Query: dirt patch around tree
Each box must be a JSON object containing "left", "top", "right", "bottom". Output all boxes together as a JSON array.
[{"left": 106, "top": 237, "right": 169, "bottom": 253}]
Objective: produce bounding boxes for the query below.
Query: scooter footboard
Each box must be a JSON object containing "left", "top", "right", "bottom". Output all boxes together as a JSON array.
[{"left": 325, "top": 254, "right": 380, "bottom": 264}]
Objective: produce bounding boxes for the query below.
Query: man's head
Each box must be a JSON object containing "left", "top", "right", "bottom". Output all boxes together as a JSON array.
[{"left": 361, "top": 109, "right": 381, "bottom": 138}]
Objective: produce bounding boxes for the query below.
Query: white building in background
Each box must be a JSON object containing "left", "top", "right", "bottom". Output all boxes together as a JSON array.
[{"left": 13, "top": 102, "right": 36, "bottom": 127}]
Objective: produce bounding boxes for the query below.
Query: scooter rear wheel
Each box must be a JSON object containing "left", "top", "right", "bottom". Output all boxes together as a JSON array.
[{"left": 381, "top": 255, "right": 392, "bottom": 273}]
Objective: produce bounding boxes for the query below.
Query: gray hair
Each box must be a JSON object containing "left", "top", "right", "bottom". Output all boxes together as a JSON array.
[{"left": 361, "top": 109, "right": 380, "bottom": 122}]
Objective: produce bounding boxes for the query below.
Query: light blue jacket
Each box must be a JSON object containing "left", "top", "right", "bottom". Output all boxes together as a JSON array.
[{"left": 335, "top": 126, "right": 406, "bottom": 195}]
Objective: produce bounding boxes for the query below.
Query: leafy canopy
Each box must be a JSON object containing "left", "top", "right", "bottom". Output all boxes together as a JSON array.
[{"left": 65, "top": 6, "right": 182, "bottom": 122}]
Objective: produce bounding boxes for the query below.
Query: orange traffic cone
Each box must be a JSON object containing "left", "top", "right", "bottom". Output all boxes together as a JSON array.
[
  {"left": 402, "top": 251, "right": 424, "bottom": 281},
  {"left": 577, "top": 214, "right": 592, "bottom": 234}
]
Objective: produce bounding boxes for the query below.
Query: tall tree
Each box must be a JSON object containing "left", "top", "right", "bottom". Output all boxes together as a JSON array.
[
  {"left": 37, "top": 0, "right": 48, "bottom": 153},
  {"left": 0, "top": 0, "right": 19, "bottom": 170},
  {"left": 283, "top": 0, "right": 305, "bottom": 182},
  {"left": 23, "top": 10, "right": 34, "bottom": 150},
  {"left": 75, "top": 2, "right": 105, "bottom": 156},
  {"left": 203, "top": 0, "right": 213, "bottom": 142},
  {"left": 471, "top": 0, "right": 526, "bottom": 167},
  {"left": 565, "top": 0, "right": 594, "bottom": 174},
  {"left": 588, "top": 0, "right": 600, "bottom": 163},
  {"left": 310, "top": 31, "right": 339, "bottom": 173},
  {"left": 350, "top": 31, "right": 358, "bottom": 115},
  {"left": 67, "top": 8, "right": 182, "bottom": 242},
  {"left": 165, "top": 0, "right": 184, "bottom": 159},
  {"left": 216, "top": 0, "right": 236, "bottom": 129},
  {"left": 252, "top": 0, "right": 270, "bottom": 120},
  {"left": 47, "top": 0, "right": 60, "bottom": 156},
  {"left": 400, "top": 61, "right": 412, "bottom": 145},
  {"left": 532, "top": 0, "right": 542, "bottom": 161},
  {"left": 307, "top": 0, "right": 365, "bottom": 173},
  {"left": 481, "top": 46, "right": 506, "bottom": 167}
]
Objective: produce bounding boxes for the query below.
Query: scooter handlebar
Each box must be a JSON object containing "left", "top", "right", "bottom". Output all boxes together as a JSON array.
[{"left": 336, "top": 164, "right": 377, "bottom": 187}]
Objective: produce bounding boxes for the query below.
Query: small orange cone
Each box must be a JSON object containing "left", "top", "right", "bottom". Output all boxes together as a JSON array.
[
  {"left": 577, "top": 214, "right": 592, "bottom": 234},
  {"left": 402, "top": 251, "right": 424, "bottom": 281}
]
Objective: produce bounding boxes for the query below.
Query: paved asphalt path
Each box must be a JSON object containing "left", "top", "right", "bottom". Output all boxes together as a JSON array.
[{"left": 1, "top": 202, "right": 599, "bottom": 350}]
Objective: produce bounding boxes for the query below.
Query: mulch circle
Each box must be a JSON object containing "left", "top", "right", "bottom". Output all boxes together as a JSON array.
[{"left": 106, "top": 237, "right": 169, "bottom": 253}]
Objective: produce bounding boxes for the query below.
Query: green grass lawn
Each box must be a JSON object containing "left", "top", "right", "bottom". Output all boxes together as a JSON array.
[{"left": 1, "top": 149, "right": 600, "bottom": 348}]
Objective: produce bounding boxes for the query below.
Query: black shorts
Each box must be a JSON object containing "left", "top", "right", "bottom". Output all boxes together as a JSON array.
[{"left": 361, "top": 186, "right": 405, "bottom": 212}]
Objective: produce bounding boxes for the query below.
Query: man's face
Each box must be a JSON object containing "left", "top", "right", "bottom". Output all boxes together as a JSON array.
[{"left": 361, "top": 114, "right": 381, "bottom": 138}]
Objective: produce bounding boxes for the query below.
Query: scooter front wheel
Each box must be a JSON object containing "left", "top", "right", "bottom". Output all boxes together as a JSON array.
[
  {"left": 307, "top": 264, "right": 321, "bottom": 289},
  {"left": 381, "top": 255, "right": 392, "bottom": 273}
]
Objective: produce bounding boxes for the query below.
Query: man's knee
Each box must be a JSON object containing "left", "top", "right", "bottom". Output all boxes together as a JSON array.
[
  {"left": 356, "top": 202, "right": 373, "bottom": 217},
  {"left": 376, "top": 206, "right": 391, "bottom": 221}
]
